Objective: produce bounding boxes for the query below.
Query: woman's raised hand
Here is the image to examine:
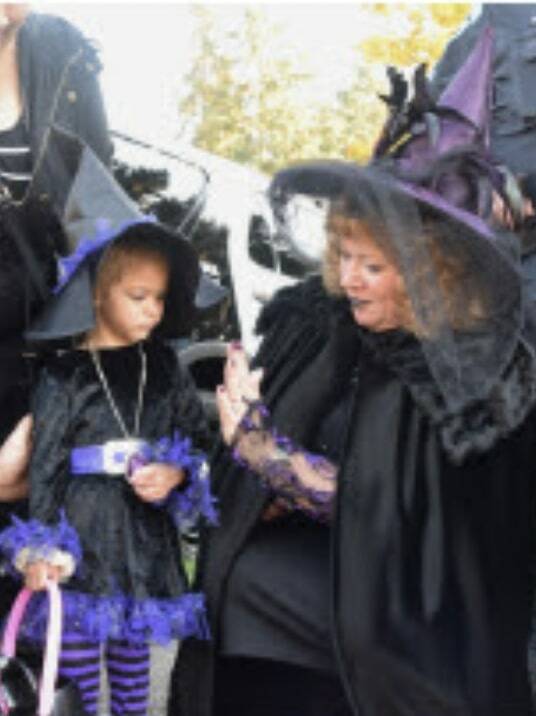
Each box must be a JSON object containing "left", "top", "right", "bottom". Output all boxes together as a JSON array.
[{"left": 217, "top": 342, "right": 263, "bottom": 444}]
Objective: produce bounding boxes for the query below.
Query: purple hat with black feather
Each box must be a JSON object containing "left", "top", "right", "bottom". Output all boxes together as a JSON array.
[
  {"left": 268, "top": 27, "right": 530, "bottom": 414},
  {"left": 371, "top": 26, "right": 525, "bottom": 233}
]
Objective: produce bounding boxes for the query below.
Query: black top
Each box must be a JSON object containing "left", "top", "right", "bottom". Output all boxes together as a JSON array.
[
  {"left": 0, "top": 11, "right": 112, "bottom": 442},
  {"left": 220, "top": 389, "right": 354, "bottom": 671},
  {"left": 0, "top": 116, "right": 32, "bottom": 201}
]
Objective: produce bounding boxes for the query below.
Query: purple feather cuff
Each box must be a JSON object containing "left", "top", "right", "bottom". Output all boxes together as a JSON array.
[
  {"left": 11, "top": 589, "right": 209, "bottom": 645},
  {"left": 0, "top": 510, "right": 82, "bottom": 578},
  {"left": 151, "top": 432, "right": 218, "bottom": 529}
]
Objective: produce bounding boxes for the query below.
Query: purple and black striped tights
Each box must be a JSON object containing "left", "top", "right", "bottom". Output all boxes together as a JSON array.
[{"left": 59, "top": 633, "right": 150, "bottom": 715}]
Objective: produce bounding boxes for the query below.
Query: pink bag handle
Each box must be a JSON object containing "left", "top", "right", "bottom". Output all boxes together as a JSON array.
[{"left": 1, "top": 581, "right": 63, "bottom": 716}]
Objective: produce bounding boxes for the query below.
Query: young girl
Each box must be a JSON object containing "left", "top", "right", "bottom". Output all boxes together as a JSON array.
[{"left": 0, "top": 210, "right": 217, "bottom": 716}]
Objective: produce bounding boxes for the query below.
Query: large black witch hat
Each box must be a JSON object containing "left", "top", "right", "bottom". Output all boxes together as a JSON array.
[{"left": 268, "top": 28, "right": 529, "bottom": 413}]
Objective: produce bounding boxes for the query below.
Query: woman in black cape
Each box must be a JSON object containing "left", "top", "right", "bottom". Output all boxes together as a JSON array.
[{"left": 169, "top": 29, "right": 536, "bottom": 716}]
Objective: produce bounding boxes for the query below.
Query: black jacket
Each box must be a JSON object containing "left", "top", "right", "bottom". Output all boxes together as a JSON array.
[
  {"left": 0, "top": 12, "right": 114, "bottom": 612},
  {"left": 0, "top": 13, "right": 113, "bottom": 437},
  {"left": 17, "top": 12, "right": 113, "bottom": 244},
  {"left": 171, "top": 276, "right": 536, "bottom": 716}
]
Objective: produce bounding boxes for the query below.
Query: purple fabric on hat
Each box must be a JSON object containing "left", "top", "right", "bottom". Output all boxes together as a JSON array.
[
  {"left": 55, "top": 215, "right": 157, "bottom": 294},
  {"left": 438, "top": 25, "right": 493, "bottom": 136},
  {"left": 394, "top": 180, "right": 495, "bottom": 240},
  {"left": 385, "top": 27, "right": 498, "bottom": 230},
  {"left": 398, "top": 119, "right": 484, "bottom": 174}
]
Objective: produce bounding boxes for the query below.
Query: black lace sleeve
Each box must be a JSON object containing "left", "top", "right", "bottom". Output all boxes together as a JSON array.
[{"left": 231, "top": 402, "right": 336, "bottom": 523}]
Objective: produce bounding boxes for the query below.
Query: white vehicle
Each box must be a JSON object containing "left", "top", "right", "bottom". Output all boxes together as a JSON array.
[{"left": 112, "top": 133, "right": 326, "bottom": 422}]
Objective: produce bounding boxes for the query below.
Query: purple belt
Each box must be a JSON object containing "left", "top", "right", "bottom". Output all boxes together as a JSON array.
[{"left": 70, "top": 439, "right": 152, "bottom": 476}]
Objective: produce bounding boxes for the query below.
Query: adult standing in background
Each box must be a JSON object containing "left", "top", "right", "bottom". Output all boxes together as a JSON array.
[{"left": 0, "top": 3, "right": 112, "bottom": 619}]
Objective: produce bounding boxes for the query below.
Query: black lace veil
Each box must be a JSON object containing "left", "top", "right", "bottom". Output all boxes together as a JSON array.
[{"left": 270, "top": 160, "right": 523, "bottom": 413}]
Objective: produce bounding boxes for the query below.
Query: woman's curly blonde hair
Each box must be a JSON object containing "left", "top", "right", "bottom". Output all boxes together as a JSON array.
[{"left": 322, "top": 199, "right": 489, "bottom": 335}]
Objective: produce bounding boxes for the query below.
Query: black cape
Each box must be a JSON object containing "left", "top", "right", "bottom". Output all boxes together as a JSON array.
[{"left": 171, "top": 276, "right": 536, "bottom": 716}]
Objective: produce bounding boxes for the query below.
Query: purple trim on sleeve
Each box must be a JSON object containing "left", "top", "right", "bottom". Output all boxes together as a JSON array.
[
  {"left": 0, "top": 510, "right": 82, "bottom": 576},
  {"left": 152, "top": 431, "right": 218, "bottom": 529}
]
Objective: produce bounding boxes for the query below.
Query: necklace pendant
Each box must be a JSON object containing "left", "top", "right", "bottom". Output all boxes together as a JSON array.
[
  {"left": 102, "top": 438, "right": 152, "bottom": 476},
  {"left": 90, "top": 344, "right": 147, "bottom": 439}
]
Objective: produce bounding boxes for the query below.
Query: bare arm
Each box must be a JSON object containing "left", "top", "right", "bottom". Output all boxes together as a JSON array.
[{"left": 0, "top": 415, "right": 32, "bottom": 501}]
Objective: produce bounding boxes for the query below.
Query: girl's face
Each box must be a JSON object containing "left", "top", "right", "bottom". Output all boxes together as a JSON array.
[
  {"left": 338, "top": 231, "right": 407, "bottom": 332},
  {"left": 91, "top": 259, "right": 169, "bottom": 348}
]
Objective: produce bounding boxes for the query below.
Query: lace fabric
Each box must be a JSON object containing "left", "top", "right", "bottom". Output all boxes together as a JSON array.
[{"left": 231, "top": 401, "right": 336, "bottom": 523}]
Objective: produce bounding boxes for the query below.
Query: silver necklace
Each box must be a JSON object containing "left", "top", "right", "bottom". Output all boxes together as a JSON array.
[{"left": 89, "top": 343, "right": 147, "bottom": 438}]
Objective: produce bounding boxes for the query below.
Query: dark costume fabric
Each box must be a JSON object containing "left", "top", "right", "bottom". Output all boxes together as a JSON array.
[
  {"left": 171, "top": 275, "right": 536, "bottom": 716},
  {"left": 0, "top": 11, "right": 112, "bottom": 618},
  {"left": 7, "top": 339, "right": 210, "bottom": 643},
  {"left": 430, "top": 4, "right": 536, "bottom": 176},
  {"left": 16, "top": 12, "right": 113, "bottom": 214},
  {"left": 0, "top": 10, "right": 113, "bottom": 428},
  {"left": 0, "top": 12, "right": 113, "bottom": 345}
]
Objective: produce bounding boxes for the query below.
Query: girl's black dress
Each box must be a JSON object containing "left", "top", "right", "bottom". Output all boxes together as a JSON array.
[{"left": 5, "top": 339, "right": 212, "bottom": 644}]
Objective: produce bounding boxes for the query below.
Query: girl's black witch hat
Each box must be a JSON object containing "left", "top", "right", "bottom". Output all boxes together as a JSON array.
[{"left": 26, "top": 129, "right": 201, "bottom": 342}]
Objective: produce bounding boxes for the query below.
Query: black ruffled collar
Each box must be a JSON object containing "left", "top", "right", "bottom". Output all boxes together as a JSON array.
[
  {"left": 260, "top": 277, "right": 536, "bottom": 464},
  {"left": 353, "top": 315, "right": 536, "bottom": 464},
  {"left": 357, "top": 324, "right": 431, "bottom": 384}
]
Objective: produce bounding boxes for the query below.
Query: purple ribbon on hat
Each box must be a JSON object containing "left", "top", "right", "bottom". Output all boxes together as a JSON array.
[{"left": 55, "top": 215, "right": 157, "bottom": 294}]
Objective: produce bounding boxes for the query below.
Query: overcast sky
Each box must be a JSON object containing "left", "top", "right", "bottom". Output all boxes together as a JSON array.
[{"left": 43, "top": 3, "right": 399, "bottom": 145}]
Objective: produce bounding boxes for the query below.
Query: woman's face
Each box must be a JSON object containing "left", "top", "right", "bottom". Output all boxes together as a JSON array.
[{"left": 338, "top": 230, "right": 407, "bottom": 332}]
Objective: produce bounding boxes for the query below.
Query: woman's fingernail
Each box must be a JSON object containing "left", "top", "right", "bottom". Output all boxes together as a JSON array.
[{"left": 231, "top": 341, "right": 242, "bottom": 350}]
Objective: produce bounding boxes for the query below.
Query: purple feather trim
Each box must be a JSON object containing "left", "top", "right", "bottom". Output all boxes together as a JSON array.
[
  {"left": 11, "top": 589, "right": 209, "bottom": 645},
  {"left": 151, "top": 431, "right": 218, "bottom": 529},
  {"left": 0, "top": 510, "right": 82, "bottom": 576},
  {"left": 55, "top": 215, "right": 157, "bottom": 293}
]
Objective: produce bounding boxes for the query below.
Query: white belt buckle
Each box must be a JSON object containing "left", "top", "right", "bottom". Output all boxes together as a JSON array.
[{"left": 102, "top": 439, "right": 148, "bottom": 475}]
